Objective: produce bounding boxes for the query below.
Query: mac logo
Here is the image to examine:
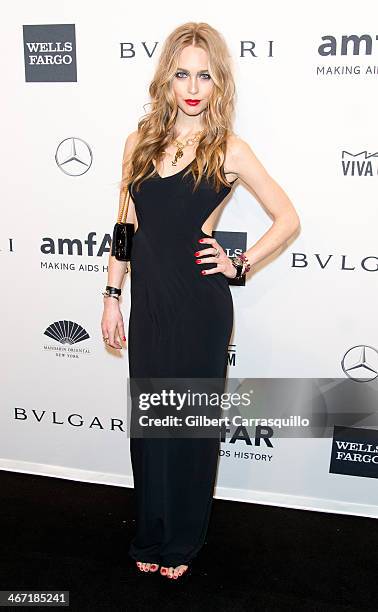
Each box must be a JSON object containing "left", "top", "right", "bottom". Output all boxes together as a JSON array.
[{"left": 341, "top": 150, "right": 378, "bottom": 177}]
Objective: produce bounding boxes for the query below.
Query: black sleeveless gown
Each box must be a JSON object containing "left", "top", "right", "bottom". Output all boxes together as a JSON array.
[{"left": 127, "top": 159, "right": 235, "bottom": 567}]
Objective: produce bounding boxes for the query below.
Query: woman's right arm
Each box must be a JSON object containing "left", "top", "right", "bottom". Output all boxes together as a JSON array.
[{"left": 101, "top": 130, "right": 139, "bottom": 350}]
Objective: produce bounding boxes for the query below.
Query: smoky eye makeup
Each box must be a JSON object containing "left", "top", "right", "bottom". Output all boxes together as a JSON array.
[{"left": 175, "top": 70, "right": 211, "bottom": 79}]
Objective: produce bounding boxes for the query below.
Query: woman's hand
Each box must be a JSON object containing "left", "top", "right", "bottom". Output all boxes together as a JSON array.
[
  {"left": 101, "top": 298, "right": 126, "bottom": 350},
  {"left": 194, "top": 237, "right": 237, "bottom": 279}
]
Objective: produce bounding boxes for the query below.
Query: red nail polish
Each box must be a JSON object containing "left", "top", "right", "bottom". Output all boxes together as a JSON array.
[
  {"left": 201, "top": 270, "right": 206, "bottom": 275},
  {"left": 198, "top": 239, "right": 203, "bottom": 242},
  {"left": 194, "top": 251, "right": 200, "bottom": 256},
  {"left": 123, "top": 336, "right": 126, "bottom": 341},
  {"left": 196, "top": 259, "right": 201, "bottom": 263}
]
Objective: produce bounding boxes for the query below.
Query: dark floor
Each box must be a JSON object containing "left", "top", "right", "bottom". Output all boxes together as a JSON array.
[{"left": 0, "top": 469, "right": 376, "bottom": 611}]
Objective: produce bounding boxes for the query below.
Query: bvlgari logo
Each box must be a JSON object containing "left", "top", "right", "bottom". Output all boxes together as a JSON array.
[
  {"left": 291, "top": 253, "right": 378, "bottom": 271},
  {"left": 23, "top": 24, "right": 77, "bottom": 82},
  {"left": 55, "top": 137, "right": 93, "bottom": 176},
  {"left": 341, "top": 345, "right": 378, "bottom": 382},
  {"left": 119, "top": 40, "right": 275, "bottom": 59},
  {"left": 341, "top": 150, "right": 378, "bottom": 177},
  {"left": 43, "top": 320, "right": 91, "bottom": 358},
  {"left": 14, "top": 408, "right": 125, "bottom": 432}
]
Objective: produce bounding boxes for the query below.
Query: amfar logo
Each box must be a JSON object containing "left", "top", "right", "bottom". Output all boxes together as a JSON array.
[
  {"left": 219, "top": 424, "right": 274, "bottom": 463},
  {"left": 318, "top": 34, "right": 378, "bottom": 56},
  {"left": 329, "top": 426, "right": 378, "bottom": 479},
  {"left": 43, "top": 320, "right": 91, "bottom": 358},
  {"left": 341, "top": 345, "right": 378, "bottom": 382},
  {"left": 40, "top": 231, "right": 249, "bottom": 285},
  {"left": 341, "top": 151, "right": 378, "bottom": 177},
  {"left": 41, "top": 233, "right": 109, "bottom": 257},
  {"left": 55, "top": 137, "right": 93, "bottom": 176},
  {"left": 23, "top": 24, "right": 77, "bottom": 82}
]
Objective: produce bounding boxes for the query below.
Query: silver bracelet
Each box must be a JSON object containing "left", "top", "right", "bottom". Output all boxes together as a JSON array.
[{"left": 102, "top": 292, "right": 119, "bottom": 301}]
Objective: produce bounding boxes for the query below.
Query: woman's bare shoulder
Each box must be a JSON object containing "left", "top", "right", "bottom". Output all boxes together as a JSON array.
[
  {"left": 224, "top": 133, "right": 244, "bottom": 181},
  {"left": 225, "top": 133, "right": 248, "bottom": 157},
  {"left": 122, "top": 129, "right": 140, "bottom": 164},
  {"left": 123, "top": 129, "right": 139, "bottom": 153},
  {"left": 224, "top": 133, "right": 263, "bottom": 180}
]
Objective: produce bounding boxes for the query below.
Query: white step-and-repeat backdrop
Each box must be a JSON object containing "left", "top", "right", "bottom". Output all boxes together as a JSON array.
[{"left": 1, "top": 1, "right": 377, "bottom": 518}]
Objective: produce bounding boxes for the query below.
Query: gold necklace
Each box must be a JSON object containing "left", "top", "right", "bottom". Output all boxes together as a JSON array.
[{"left": 171, "top": 131, "right": 203, "bottom": 166}]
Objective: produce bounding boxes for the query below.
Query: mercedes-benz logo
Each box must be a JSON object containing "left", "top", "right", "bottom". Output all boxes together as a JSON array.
[
  {"left": 341, "top": 345, "right": 378, "bottom": 382},
  {"left": 55, "top": 137, "right": 93, "bottom": 176}
]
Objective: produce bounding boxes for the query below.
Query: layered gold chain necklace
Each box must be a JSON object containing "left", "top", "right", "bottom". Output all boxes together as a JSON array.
[{"left": 169, "top": 130, "right": 203, "bottom": 166}]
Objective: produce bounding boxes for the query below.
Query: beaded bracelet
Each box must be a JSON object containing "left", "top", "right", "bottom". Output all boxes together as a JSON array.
[{"left": 240, "top": 253, "right": 252, "bottom": 274}]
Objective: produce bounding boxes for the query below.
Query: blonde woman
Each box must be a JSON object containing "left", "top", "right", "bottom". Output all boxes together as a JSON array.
[{"left": 101, "top": 22, "right": 299, "bottom": 582}]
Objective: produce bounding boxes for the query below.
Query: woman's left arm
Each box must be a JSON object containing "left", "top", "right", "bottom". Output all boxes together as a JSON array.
[{"left": 229, "top": 136, "right": 301, "bottom": 267}]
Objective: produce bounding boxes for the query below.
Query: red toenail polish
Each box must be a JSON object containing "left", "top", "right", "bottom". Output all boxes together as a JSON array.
[
  {"left": 201, "top": 270, "right": 206, "bottom": 275},
  {"left": 194, "top": 252, "right": 200, "bottom": 256},
  {"left": 196, "top": 259, "right": 201, "bottom": 263}
]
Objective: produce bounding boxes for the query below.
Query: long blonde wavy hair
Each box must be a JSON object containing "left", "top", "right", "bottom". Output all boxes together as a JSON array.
[{"left": 120, "top": 22, "right": 237, "bottom": 200}]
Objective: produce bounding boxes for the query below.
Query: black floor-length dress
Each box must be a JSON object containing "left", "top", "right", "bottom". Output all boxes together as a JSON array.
[{"left": 127, "top": 158, "right": 235, "bottom": 567}]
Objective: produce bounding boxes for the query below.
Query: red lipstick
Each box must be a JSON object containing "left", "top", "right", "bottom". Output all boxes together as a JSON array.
[{"left": 185, "top": 99, "right": 201, "bottom": 106}]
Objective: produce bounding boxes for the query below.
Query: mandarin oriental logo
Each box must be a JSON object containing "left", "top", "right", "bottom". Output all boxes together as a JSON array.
[
  {"left": 43, "top": 320, "right": 91, "bottom": 359},
  {"left": 44, "top": 320, "right": 89, "bottom": 344}
]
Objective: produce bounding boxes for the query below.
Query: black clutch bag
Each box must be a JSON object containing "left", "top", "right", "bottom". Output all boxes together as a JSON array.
[{"left": 111, "top": 184, "right": 134, "bottom": 261}]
